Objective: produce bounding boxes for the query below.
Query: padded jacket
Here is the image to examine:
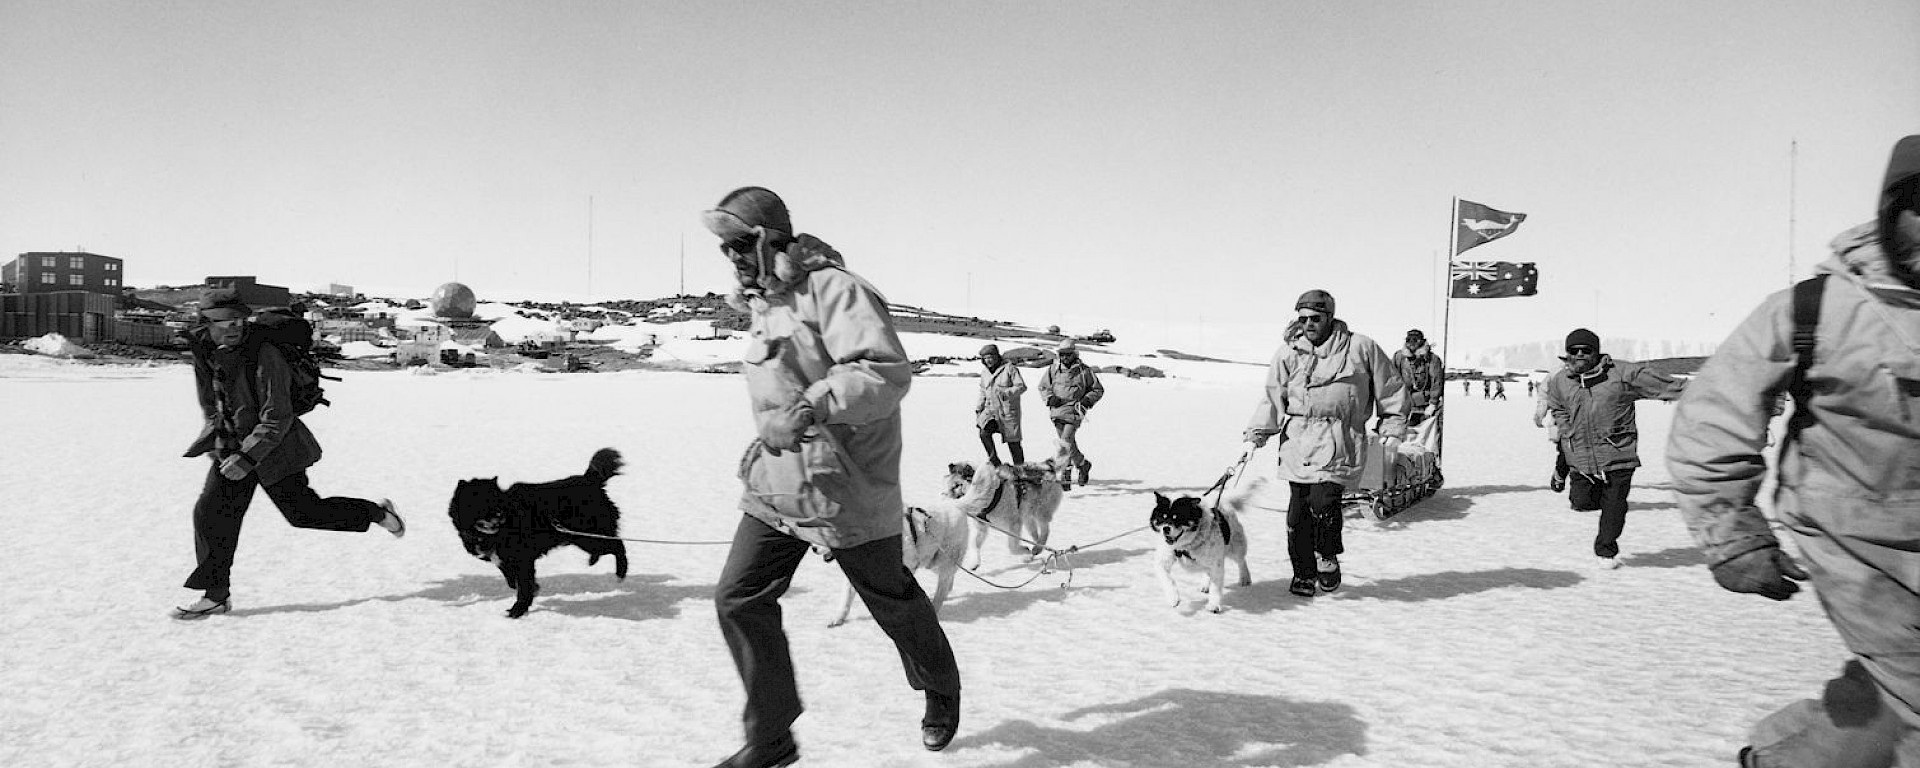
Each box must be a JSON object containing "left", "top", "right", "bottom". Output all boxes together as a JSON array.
[
  {"left": 733, "top": 235, "right": 913, "bottom": 550},
  {"left": 1248, "top": 320, "right": 1408, "bottom": 485},
  {"left": 183, "top": 338, "right": 322, "bottom": 487},
  {"left": 1539, "top": 355, "right": 1681, "bottom": 478},
  {"left": 975, "top": 362, "right": 1027, "bottom": 440}
]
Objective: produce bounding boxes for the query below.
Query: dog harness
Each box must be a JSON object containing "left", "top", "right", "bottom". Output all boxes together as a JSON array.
[{"left": 1174, "top": 507, "right": 1233, "bottom": 561}]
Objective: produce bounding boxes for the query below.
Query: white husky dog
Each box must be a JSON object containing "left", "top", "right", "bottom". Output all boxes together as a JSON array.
[
  {"left": 1149, "top": 478, "right": 1266, "bottom": 613},
  {"left": 945, "top": 460, "right": 1065, "bottom": 570},
  {"left": 828, "top": 502, "right": 971, "bottom": 627}
]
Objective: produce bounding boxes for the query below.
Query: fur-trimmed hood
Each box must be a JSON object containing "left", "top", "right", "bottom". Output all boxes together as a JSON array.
[{"left": 726, "top": 233, "right": 848, "bottom": 310}]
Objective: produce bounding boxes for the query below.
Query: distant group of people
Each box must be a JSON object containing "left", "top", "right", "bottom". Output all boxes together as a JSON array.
[
  {"left": 974, "top": 339, "right": 1106, "bottom": 489},
  {"left": 170, "top": 134, "right": 1920, "bottom": 767}
]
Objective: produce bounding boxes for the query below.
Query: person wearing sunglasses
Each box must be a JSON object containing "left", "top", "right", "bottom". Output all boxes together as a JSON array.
[
  {"left": 1537, "top": 328, "right": 1682, "bottom": 571},
  {"left": 701, "top": 187, "right": 961, "bottom": 767},
  {"left": 1668, "top": 134, "right": 1920, "bottom": 766},
  {"left": 172, "top": 288, "right": 403, "bottom": 621},
  {"left": 1244, "top": 289, "right": 1408, "bottom": 598}
]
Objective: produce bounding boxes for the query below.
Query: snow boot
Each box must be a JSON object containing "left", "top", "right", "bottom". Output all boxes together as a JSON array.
[
  {"left": 1288, "top": 577, "right": 1317, "bottom": 597},
  {"left": 710, "top": 733, "right": 798, "bottom": 768},
  {"left": 922, "top": 690, "right": 960, "bottom": 752}
]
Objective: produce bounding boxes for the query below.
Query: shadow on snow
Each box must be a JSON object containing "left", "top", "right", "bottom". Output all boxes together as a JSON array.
[
  {"left": 230, "top": 572, "right": 709, "bottom": 621},
  {"left": 952, "top": 687, "right": 1365, "bottom": 767}
]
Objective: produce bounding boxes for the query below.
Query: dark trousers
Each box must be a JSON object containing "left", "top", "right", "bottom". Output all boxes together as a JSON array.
[
  {"left": 1286, "top": 481, "right": 1345, "bottom": 579},
  {"left": 714, "top": 514, "right": 961, "bottom": 744},
  {"left": 978, "top": 421, "right": 1023, "bottom": 464},
  {"left": 1568, "top": 468, "right": 1635, "bottom": 558},
  {"left": 184, "top": 464, "right": 385, "bottom": 602}
]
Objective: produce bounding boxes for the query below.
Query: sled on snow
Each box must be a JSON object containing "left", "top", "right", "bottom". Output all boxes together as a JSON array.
[{"left": 1341, "top": 434, "right": 1443, "bottom": 521}]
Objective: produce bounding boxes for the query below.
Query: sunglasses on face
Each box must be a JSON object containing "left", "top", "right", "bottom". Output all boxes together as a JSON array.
[
  {"left": 1299, "top": 313, "right": 1329, "bottom": 324},
  {"left": 1567, "top": 346, "right": 1596, "bottom": 356},
  {"left": 720, "top": 235, "right": 756, "bottom": 256}
]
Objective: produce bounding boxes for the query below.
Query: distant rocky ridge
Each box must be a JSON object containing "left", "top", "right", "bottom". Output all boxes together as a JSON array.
[{"left": 1464, "top": 337, "right": 1720, "bottom": 372}]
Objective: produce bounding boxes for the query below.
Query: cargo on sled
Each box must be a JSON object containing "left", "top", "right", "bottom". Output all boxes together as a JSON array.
[{"left": 1341, "top": 432, "right": 1443, "bottom": 521}]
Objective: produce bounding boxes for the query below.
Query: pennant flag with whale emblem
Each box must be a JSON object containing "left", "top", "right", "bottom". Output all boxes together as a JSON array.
[
  {"left": 1455, "top": 199, "right": 1527, "bottom": 255},
  {"left": 1450, "top": 261, "right": 1539, "bottom": 299}
]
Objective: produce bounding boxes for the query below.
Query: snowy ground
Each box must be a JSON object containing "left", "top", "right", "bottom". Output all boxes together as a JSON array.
[{"left": 0, "top": 342, "right": 1845, "bottom": 768}]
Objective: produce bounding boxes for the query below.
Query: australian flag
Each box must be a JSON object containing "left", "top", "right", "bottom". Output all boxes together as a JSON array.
[
  {"left": 1455, "top": 200, "right": 1527, "bottom": 255},
  {"left": 1450, "top": 261, "right": 1539, "bottom": 299}
]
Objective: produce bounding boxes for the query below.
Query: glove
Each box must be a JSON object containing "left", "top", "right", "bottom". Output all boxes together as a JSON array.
[
  {"left": 1711, "top": 546, "right": 1810, "bottom": 601},
  {"left": 1078, "top": 397, "right": 1096, "bottom": 409},
  {"left": 1046, "top": 396, "right": 1064, "bottom": 408},
  {"left": 219, "top": 454, "right": 254, "bottom": 481},
  {"left": 759, "top": 400, "right": 816, "bottom": 454},
  {"left": 1243, "top": 428, "right": 1275, "bottom": 447}
]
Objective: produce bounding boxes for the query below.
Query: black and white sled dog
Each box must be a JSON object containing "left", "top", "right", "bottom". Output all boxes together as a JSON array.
[
  {"left": 828, "top": 502, "right": 971, "bottom": 627},
  {"left": 946, "top": 460, "right": 1065, "bottom": 570},
  {"left": 1149, "top": 478, "right": 1261, "bottom": 613},
  {"left": 448, "top": 448, "right": 628, "bottom": 618}
]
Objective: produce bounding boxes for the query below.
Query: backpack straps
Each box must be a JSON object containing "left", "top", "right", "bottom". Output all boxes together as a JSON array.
[{"left": 1784, "top": 273, "right": 1829, "bottom": 436}]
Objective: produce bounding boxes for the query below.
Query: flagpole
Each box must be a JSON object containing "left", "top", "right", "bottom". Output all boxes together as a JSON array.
[{"left": 1438, "top": 197, "right": 1458, "bottom": 462}]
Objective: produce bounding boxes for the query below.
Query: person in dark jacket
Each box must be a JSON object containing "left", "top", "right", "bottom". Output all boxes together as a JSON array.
[
  {"left": 1668, "top": 135, "right": 1920, "bottom": 767},
  {"left": 1038, "top": 340, "right": 1104, "bottom": 488},
  {"left": 173, "top": 289, "right": 403, "bottom": 621},
  {"left": 1538, "top": 328, "right": 1682, "bottom": 569},
  {"left": 702, "top": 187, "right": 962, "bottom": 768},
  {"left": 1392, "top": 329, "right": 1444, "bottom": 451}
]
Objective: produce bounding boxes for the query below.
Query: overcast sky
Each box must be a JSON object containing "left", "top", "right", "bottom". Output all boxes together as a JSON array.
[{"left": 4, "top": 1, "right": 1916, "bottom": 355}]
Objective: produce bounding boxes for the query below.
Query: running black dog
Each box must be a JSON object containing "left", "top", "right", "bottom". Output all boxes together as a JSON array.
[{"left": 448, "top": 448, "right": 628, "bottom": 618}]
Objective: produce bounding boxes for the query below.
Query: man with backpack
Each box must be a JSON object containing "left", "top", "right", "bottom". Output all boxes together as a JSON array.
[
  {"left": 1668, "top": 135, "right": 1920, "bottom": 766},
  {"left": 172, "top": 288, "right": 403, "bottom": 621}
]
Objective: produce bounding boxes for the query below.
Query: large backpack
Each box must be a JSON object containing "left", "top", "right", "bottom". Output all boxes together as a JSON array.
[{"left": 246, "top": 309, "right": 335, "bottom": 415}]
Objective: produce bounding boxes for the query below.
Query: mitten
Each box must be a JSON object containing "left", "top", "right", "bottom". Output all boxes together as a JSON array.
[
  {"left": 759, "top": 400, "right": 816, "bottom": 454},
  {"left": 1711, "top": 546, "right": 1810, "bottom": 601}
]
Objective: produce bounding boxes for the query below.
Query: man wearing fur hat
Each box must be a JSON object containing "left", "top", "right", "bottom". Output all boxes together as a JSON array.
[
  {"left": 975, "top": 343, "right": 1026, "bottom": 465},
  {"left": 1038, "top": 339, "right": 1104, "bottom": 488},
  {"left": 1669, "top": 135, "right": 1920, "bottom": 765},
  {"left": 1245, "top": 289, "right": 1407, "bottom": 598},
  {"left": 701, "top": 187, "right": 961, "bottom": 767},
  {"left": 1539, "top": 328, "right": 1682, "bottom": 570},
  {"left": 1392, "top": 329, "right": 1444, "bottom": 451},
  {"left": 172, "top": 288, "right": 404, "bottom": 621}
]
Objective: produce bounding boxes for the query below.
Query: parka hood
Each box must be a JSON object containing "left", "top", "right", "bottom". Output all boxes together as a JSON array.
[
  {"left": 1819, "top": 136, "right": 1920, "bottom": 305},
  {"left": 727, "top": 233, "right": 848, "bottom": 309},
  {"left": 1879, "top": 135, "right": 1920, "bottom": 246}
]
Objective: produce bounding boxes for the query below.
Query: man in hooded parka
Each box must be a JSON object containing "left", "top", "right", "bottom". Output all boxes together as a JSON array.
[
  {"left": 702, "top": 187, "right": 962, "bottom": 767},
  {"left": 1669, "top": 135, "right": 1920, "bottom": 766},
  {"left": 1245, "top": 289, "right": 1408, "bottom": 598},
  {"left": 1393, "top": 329, "right": 1444, "bottom": 451},
  {"left": 974, "top": 343, "right": 1027, "bottom": 464}
]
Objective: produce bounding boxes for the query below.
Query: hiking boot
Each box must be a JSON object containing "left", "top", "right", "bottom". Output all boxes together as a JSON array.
[
  {"left": 1549, "top": 470, "right": 1566, "bottom": 493},
  {"left": 1076, "top": 461, "right": 1091, "bottom": 486},
  {"left": 1316, "top": 555, "right": 1342, "bottom": 592},
  {"left": 922, "top": 690, "right": 960, "bottom": 752},
  {"left": 1596, "top": 556, "right": 1621, "bottom": 570},
  {"left": 1738, "top": 746, "right": 1758, "bottom": 768},
  {"left": 710, "top": 733, "right": 798, "bottom": 768},
  {"left": 377, "top": 499, "right": 406, "bottom": 538},
  {"left": 1288, "top": 577, "right": 1317, "bottom": 597},
  {"left": 170, "top": 598, "right": 231, "bottom": 621}
]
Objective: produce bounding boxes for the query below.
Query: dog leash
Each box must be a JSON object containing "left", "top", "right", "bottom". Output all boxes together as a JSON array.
[
  {"left": 1200, "top": 444, "right": 1256, "bottom": 508},
  {"left": 549, "top": 522, "right": 732, "bottom": 546}
]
